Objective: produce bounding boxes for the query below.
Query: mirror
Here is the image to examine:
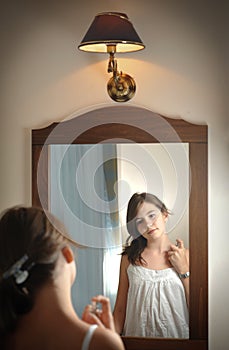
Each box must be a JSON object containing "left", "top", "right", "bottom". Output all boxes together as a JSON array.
[
  {"left": 32, "top": 105, "right": 208, "bottom": 350},
  {"left": 48, "top": 142, "right": 189, "bottom": 316}
]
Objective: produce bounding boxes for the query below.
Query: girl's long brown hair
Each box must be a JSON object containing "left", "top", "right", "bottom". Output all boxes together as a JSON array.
[{"left": 0, "top": 206, "right": 75, "bottom": 337}]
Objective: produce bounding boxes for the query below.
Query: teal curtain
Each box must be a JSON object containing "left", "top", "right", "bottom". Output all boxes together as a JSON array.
[{"left": 49, "top": 144, "right": 121, "bottom": 315}]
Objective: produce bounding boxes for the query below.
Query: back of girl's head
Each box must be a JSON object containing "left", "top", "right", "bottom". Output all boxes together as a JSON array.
[
  {"left": 126, "top": 192, "right": 169, "bottom": 238},
  {"left": 0, "top": 206, "right": 69, "bottom": 335}
]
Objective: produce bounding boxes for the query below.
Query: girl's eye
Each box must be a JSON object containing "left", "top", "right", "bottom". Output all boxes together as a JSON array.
[
  {"left": 135, "top": 219, "right": 143, "bottom": 226},
  {"left": 149, "top": 213, "right": 156, "bottom": 219},
  {"left": 149, "top": 211, "right": 159, "bottom": 220}
]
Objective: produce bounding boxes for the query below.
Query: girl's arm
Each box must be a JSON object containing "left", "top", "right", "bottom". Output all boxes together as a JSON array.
[
  {"left": 113, "top": 254, "right": 129, "bottom": 334},
  {"left": 168, "top": 239, "right": 190, "bottom": 308}
]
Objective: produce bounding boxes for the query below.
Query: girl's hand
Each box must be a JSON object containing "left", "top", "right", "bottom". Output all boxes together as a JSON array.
[
  {"left": 167, "top": 238, "right": 189, "bottom": 274},
  {"left": 82, "top": 295, "right": 115, "bottom": 331}
]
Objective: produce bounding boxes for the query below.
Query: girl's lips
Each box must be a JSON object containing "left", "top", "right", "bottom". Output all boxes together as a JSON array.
[{"left": 146, "top": 228, "right": 157, "bottom": 235}]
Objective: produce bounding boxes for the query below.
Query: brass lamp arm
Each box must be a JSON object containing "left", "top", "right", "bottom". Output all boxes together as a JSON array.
[
  {"left": 107, "top": 52, "right": 136, "bottom": 102},
  {"left": 108, "top": 52, "right": 118, "bottom": 75}
]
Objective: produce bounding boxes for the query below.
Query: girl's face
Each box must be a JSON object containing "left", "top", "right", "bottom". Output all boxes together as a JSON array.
[{"left": 135, "top": 201, "right": 168, "bottom": 240}]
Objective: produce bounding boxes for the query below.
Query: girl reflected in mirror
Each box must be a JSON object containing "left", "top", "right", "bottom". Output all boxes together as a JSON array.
[
  {"left": 113, "top": 192, "right": 189, "bottom": 338},
  {"left": 0, "top": 206, "right": 124, "bottom": 350}
]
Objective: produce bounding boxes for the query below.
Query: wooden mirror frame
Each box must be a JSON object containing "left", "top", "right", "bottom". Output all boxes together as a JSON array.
[{"left": 32, "top": 106, "right": 208, "bottom": 350}]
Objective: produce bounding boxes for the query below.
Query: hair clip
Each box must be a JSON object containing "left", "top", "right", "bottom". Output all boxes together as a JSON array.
[{"left": 3, "top": 254, "right": 34, "bottom": 285}]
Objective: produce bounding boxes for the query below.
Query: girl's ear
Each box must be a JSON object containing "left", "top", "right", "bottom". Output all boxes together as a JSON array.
[
  {"left": 163, "top": 213, "right": 168, "bottom": 223},
  {"left": 61, "top": 246, "right": 74, "bottom": 263}
]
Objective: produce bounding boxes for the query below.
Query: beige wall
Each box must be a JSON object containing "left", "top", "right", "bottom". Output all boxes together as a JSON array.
[{"left": 0, "top": 1, "right": 228, "bottom": 349}]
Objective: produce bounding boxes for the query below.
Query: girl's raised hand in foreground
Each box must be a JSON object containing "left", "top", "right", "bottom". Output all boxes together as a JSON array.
[{"left": 82, "top": 295, "right": 115, "bottom": 331}]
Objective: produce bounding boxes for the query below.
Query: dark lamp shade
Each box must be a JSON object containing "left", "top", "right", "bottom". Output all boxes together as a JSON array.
[{"left": 78, "top": 12, "right": 145, "bottom": 53}]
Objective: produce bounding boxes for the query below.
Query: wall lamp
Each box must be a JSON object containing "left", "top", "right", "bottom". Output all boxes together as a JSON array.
[{"left": 78, "top": 12, "right": 145, "bottom": 102}]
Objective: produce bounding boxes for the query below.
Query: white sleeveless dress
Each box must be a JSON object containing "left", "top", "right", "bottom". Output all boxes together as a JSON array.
[{"left": 123, "top": 265, "right": 189, "bottom": 338}]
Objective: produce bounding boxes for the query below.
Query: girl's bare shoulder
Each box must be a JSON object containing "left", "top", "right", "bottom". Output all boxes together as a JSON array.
[
  {"left": 91, "top": 327, "right": 125, "bottom": 350},
  {"left": 121, "top": 254, "right": 130, "bottom": 269}
]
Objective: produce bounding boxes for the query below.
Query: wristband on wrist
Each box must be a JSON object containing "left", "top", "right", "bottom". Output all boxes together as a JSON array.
[{"left": 178, "top": 271, "right": 190, "bottom": 279}]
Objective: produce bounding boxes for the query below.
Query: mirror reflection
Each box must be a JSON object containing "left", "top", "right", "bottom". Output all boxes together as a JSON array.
[
  {"left": 113, "top": 192, "right": 189, "bottom": 338},
  {"left": 48, "top": 143, "right": 189, "bottom": 337}
]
